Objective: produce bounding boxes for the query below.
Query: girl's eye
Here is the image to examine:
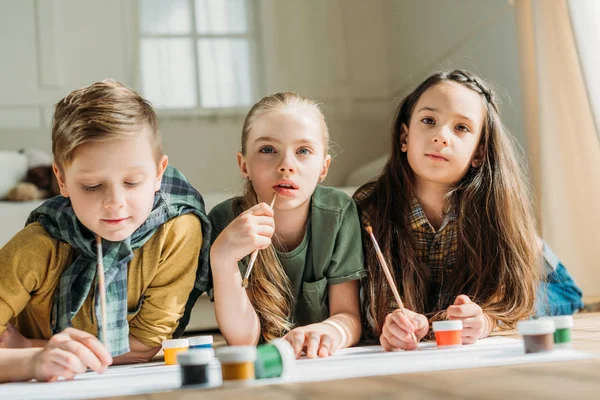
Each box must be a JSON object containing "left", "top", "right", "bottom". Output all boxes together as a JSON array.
[
  {"left": 297, "top": 147, "right": 311, "bottom": 155},
  {"left": 421, "top": 117, "right": 435, "bottom": 125},
  {"left": 82, "top": 184, "right": 100, "bottom": 192},
  {"left": 259, "top": 146, "right": 276, "bottom": 154},
  {"left": 456, "top": 124, "right": 470, "bottom": 133}
]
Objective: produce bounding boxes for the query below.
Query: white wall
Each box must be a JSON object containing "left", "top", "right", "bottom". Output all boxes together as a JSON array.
[{"left": 0, "top": 0, "right": 525, "bottom": 194}]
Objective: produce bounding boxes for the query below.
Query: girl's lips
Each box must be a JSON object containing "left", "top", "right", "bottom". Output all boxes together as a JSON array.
[
  {"left": 426, "top": 154, "right": 448, "bottom": 162},
  {"left": 273, "top": 186, "right": 297, "bottom": 196}
]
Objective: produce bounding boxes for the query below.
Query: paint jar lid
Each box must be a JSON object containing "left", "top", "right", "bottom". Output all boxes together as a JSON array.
[
  {"left": 517, "top": 319, "right": 555, "bottom": 335},
  {"left": 217, "top": 346, "right": 257, "bottom": 363},
  {"left": 270, "top": 338, "right": 296, "bottom": 377},
  {"left": 162, "top": 338, "right": 189, "bottom": 349},
  {"left": 188, "top": 336, "right": 214, "bottom": 346},
  {"left": 543, "top": 315, "right": 574, "bottom": 329},
  {"left": 177, "top": 348, "right": 215, "bottom": 365},
  {"left": 432, "top": 320, "right": 463, "bottom": 332}
]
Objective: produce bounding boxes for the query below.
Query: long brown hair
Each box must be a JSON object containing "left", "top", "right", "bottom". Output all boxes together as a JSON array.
[
  {"left": 354, "top": 70, "right": 540, "bottom": 336},
  {"left": 233, "top": 92, "right": 329, "bottom": 341}
]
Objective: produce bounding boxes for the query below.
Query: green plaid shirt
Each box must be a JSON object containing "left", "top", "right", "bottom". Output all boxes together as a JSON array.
[{"left": 26, "top": 166, "right": 211, "bottom": 356}]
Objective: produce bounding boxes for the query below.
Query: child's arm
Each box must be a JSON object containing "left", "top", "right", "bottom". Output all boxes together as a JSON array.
[
  {"left": 124, "top": 214, "right": 203, "bottom": 363},
  {"left": 447, "top": 295, "right": 493, "bottom": 343},
  {"left": 0, "top": 328, "right": 111, "bottom": 383},
  {"left": 284, "top": 279, "right": 362, "bottom": 358},
  {"left": 210, "top": 203, "right": 275, "bottom": 346}
]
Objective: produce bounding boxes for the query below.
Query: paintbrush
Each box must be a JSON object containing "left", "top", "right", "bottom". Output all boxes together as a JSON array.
[
  {"left": 95, "top": 235, "right": 109, "bottom": 352},
  {"left": 364, "top": 225, "right": 419, "bottom": 347},
  {"left": 242, "top": 192, "right": 277, "bottom": 289}
]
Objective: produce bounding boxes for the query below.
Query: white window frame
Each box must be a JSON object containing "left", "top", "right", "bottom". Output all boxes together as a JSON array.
[{"left": 134, "top": 0, "right": 263, "bottom": 118}]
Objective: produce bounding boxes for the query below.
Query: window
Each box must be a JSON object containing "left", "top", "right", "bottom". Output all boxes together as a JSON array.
[{"left": 138, "top": 0, "right": 259, "bottom": 113}]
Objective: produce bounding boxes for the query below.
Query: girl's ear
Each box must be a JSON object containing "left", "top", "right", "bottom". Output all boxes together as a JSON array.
[
  {"left": 400, "top": 123, "right": 409, "bottom": 152},
  {"left": 471, "top": 143, "right": 485, "bottom": 168},
  {"left": 237, "top": 152, "right": 250, "bottom": 179},
  {"left": 318, "top": 154, "right": 332, "bottom": 183},
  {"left": 52, "top": 163, "right": 69, "bottom": 198}
]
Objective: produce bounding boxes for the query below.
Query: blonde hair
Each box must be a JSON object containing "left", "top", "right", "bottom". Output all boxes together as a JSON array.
[
  {"left": 52, "top": 79, "right": 162, "bottom": 169},
  {"left": 235, "top": 91, "right": 328, "bottom": 341}
]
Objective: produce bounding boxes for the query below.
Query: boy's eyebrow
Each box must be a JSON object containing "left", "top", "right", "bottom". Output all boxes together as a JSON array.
[
  {"left": 76, "top": 166, "right": 149, "bottom": 175},
  {"left": 417, "top": 106, "right": 476, "bottom": 124}
]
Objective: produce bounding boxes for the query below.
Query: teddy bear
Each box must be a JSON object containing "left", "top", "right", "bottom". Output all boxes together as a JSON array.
[{"left": 4, "top": 148, "right": 60, "bottom": 201}]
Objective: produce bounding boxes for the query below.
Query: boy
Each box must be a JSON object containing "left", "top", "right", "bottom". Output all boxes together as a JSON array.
[{"left": 0, "top": 80, "right": 210, "bottom": 371}]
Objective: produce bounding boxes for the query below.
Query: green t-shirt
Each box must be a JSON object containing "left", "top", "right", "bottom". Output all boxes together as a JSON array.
[{"left": 208, "top": 185, "right": 367, "bottom": 327}]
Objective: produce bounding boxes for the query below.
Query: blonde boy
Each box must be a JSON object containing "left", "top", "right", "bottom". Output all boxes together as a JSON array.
[{"left": 0, "top": 80, "right": 210, "bottom": 366}]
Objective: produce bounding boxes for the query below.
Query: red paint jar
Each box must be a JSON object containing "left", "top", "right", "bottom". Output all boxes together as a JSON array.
[{"left": 432, "top": 320, "right": 463, "bottom": 348}]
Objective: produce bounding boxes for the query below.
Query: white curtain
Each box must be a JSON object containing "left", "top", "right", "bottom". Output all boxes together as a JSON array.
[{"left": 516, "top": 0, "right": 600, "bottom": 298}]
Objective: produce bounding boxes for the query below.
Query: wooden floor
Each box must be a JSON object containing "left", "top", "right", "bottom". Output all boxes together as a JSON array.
[{"left": 114, "top": 312, "right": 600, "bottom": 400}]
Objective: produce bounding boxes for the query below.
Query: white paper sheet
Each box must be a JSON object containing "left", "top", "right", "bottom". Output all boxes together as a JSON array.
[{"left": 0, "top": 337, "right": 594, "bottom": 400}]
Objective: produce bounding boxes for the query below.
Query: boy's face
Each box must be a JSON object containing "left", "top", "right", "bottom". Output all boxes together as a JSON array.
[{"left": 54, "top": 126, "right": 168, "bottom": 242}]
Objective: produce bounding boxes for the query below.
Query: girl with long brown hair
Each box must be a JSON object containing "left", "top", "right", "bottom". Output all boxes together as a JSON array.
[
  {"left": 355, "top": 70, "right": 551, "bottom": 351},
  {"left": 209, "top": 92, "right": 366, "bottom": 358}
]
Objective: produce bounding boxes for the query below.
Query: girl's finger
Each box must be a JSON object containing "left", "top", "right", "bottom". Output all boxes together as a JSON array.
[
  {"left": 447, "top": 302, "right": 481, "bottom": 319},
  {"left": 249, "top": 202, "right": 274, "bottom": 217},
  {"left": 305, "top": 332, "right": 320, "bottom": 359},
  {"left": 288, "top": 331, "right": 305, "bottom": 358},
  {"left": 318, "top": 334, "right": 334, "bottom": 358},
  {"left": 390, "top": 311, "right": 416, "bottom": 333}
]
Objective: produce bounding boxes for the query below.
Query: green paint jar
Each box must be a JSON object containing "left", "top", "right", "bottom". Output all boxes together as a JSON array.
[
  {"left": 255, "top": 338, "right": 295, "bottom": 379},
  {"left": 544, "top": 316, "right": 574, "bottom": 348}
]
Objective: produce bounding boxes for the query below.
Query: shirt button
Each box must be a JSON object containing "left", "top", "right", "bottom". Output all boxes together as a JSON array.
[{"left": 433, "top": 243, "right": 440, "bottom": 249}]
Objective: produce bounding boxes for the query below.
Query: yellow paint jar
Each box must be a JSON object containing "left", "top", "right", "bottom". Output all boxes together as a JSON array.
[
  {"left": 216, "top": 346, "right": 257, "bottom": 381},
  {"left": 162, "top": 338, "right": 189, "bottom": 365}
]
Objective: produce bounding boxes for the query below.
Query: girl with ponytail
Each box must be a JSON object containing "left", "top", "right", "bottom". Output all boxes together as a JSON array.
[{"left": 209, "top": 92, "right": 366, "bottom": 358}]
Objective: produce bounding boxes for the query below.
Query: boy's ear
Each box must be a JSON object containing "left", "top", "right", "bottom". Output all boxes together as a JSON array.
[
  {"left": 400, "top": 123, "right": 409, "bottom": 152},
  {"left": 52, "top": 162, "right": 69, "bottom": 198},
  {"left": 471, "top": 143, "right": 485, "bottom": 168},
  {"left": 154, "top": 155, "right": 169, "bottom": 191},
  {"left": 237, "top": 152, "right": 250, "bottom": 180},
  {"left": 318, "top": 154, "right": 332, "bottom": 184}
]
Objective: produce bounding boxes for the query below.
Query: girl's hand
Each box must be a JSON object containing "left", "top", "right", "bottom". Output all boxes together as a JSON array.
[
  {"left": 30, "top": 328, "right": 112, "bottom": 382},
  {"left": 0, "top": 323, "right": 31, "bottom": 349},
  {"left": 380, "top": 309, "right": 428, "bottom": 351},
  {"left": 283, "top": 328, "right": 338, "bottom": 359},
  {"left": 447, "top": 295, "right": 490, "bottom": 344},
  {"left": 211, "top": 202, "right": 275, "bottom": 265}
]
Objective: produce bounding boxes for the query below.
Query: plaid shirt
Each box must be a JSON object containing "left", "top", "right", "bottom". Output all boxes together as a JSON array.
[
  {"left": 26, "top": 166, "right": 211, "bottom": 356},
  {"left": 409, "top": 198, "right": 458, "bottom": 291}
]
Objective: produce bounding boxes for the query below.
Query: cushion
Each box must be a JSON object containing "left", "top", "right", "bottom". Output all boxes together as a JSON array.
[{"left": 0, "top": 151, "right": 28, "bottom": 199}]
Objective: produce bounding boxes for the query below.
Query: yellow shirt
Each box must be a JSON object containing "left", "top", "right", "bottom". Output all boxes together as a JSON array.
[{"left": 0, "top": 213, "right": 202, "bottom": 348}]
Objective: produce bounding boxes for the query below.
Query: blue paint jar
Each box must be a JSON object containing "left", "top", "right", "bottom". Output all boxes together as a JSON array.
[{"left": 188, "top": 335, "right": 213, "bottom": 350}]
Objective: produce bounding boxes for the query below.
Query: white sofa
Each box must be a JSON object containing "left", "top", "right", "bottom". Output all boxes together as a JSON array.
[{"left": 0, "top": 149, "right": 383, "bottom": 332}]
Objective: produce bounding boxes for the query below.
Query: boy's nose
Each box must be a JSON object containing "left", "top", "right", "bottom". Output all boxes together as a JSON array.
[
  {"left": 279, "top": 166, "right": 295, "bottom": 173},
  {"left": 103, "top": 188, "right": 126, "bottom": 210}
]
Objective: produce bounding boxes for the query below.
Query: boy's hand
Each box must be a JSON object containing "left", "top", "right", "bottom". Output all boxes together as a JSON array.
[
  {"left": 30, "top": 328, "right": 112, "bottom": 381},
  {"left": 0, "top": 323, "right": 31, "bottom": 349},
  {"left": 211, "top": 202, "right": 275, "bottom": 265},
  {"left": 380, "top": 309, "right": 428, "bottom": 351},
  {"left": 283, "top": 328, "right": 338, "bottom": 359},
  {"left": 447, "top": 295, "right": 490, "bottom": 344}
]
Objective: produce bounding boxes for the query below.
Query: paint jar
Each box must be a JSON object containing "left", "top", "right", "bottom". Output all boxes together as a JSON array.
[
  {"left": 188, "top": 335, "right": 213, "bottom": 350},
  {"left": 178, "top": 349, "right": 215, "bottom": 387},
  {"left": 432, "top": 320, "right": 463, "bottom": 348},
  {"left": 544, "top": 316, "right": 574, "bottom": 349},
  {"left": 517, "top": 319, "right": 555, "bottom": 354},
  {"left": 216, "top": 346, "right": 257, "bottom": 382},
  {"left": 162, "top": 338, "right": 189, "bottom": 365},
  {"left": 255, "top": 338, "right": 296, "bottom": 379}
]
